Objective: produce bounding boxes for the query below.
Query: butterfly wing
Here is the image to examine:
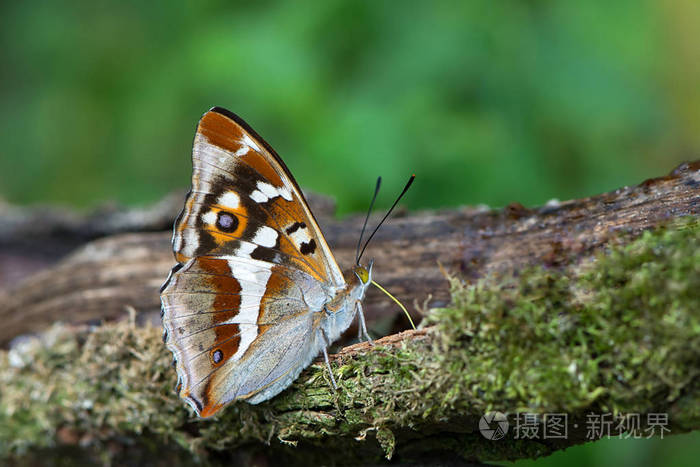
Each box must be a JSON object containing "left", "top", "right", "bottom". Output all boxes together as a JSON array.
[
  {"left": 161, "top": 255, "right": 331, "bottom": 417},
  {"left": 171, "top": 106, "right": 345, "bottom": 287},
  {"left": 162, "top": 107, "right": 346, "bottom": 417}
]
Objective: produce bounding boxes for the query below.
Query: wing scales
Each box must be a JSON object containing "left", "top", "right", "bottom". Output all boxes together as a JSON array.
[{"left": 161, "top": 107, "right": 351, "bottom": 417}]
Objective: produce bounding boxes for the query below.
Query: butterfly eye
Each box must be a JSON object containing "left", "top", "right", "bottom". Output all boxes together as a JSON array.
[
  {"left": 355, "top": 267, "right": 369, "bottom": 284},
  {"left": 216, "top": 212, "right": 239, "bottom": 232}
]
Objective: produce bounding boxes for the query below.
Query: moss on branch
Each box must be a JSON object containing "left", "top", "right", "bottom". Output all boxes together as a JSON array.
[{"left": 1, "top": 218, "right": 698, "bottom": 464}]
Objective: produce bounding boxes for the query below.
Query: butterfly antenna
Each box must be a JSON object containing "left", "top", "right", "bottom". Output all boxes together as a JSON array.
[
  {"left": 355, "top": 177, "right": 382, "bottom": 265},
  {"left": 357, "top": 174, "right": 415, "bottom": 264}
]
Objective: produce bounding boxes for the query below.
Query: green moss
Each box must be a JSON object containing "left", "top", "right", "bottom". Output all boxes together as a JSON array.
[
  {"left": 427, "top": 218, "right": 699, "bottom": 421},
  {"left": 0, "top": 218, "right": 698, "bottom": 464}
]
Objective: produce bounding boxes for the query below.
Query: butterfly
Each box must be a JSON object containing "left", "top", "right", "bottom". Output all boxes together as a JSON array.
[{"left": 160, "top": 107, "right": 413, "bottom": 418}]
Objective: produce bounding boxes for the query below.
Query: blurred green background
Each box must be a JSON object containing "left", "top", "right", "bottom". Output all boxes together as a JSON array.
[
  {"left": 3, "top": 1, "right": 700, "bottom": 215},
  {"left": 1, "top": 0, "right": 699, "bottom": 465}
]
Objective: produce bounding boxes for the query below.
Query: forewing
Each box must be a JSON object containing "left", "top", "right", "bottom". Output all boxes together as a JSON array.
[
  {"left": 161, "top": 254, "right": 329, "bottom": 417},
  {"left": 172, "top": 107, "right": 345, "bottom": 287}
]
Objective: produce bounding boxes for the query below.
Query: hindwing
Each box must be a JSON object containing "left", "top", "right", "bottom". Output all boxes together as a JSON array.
[{"left": 161, "top": 255, "right": 330, "bottom": 417}]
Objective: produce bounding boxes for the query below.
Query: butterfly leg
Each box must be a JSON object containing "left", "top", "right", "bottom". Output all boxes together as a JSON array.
[
  {"left": 320, "top": 329, "right": 338, "bottom": 390},
  {"left": 356, "top": 301, "right": 374, "bottom": 345}
]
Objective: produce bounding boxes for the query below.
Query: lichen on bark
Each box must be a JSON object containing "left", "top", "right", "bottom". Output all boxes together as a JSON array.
[{"left": 0, "top": 218, "right": 698, "bottom": 465}]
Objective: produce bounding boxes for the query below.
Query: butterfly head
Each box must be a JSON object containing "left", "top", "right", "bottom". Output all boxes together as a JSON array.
[{"left": 353, "top": 259, "right": 374, "bottom": 287}]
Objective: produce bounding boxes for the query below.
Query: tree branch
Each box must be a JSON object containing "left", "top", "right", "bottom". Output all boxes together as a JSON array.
[{"left": 1, "top": 162, "right": 699, "bottom": 346}]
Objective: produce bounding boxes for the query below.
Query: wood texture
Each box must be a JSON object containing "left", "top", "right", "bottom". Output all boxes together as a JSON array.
[{"left": 1, "top": 161, "right": 698, "bottom": 346}]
